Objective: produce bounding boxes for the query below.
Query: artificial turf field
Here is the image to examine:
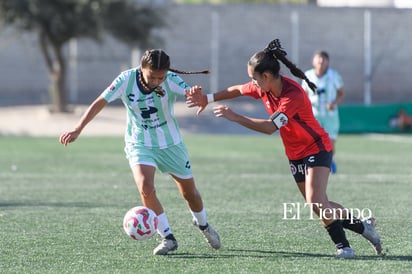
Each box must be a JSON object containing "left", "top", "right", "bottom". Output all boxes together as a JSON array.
[{"left": 1, "top": 134, "right": 411, "bottom": 273}]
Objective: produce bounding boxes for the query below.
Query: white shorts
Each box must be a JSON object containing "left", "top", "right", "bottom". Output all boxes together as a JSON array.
[
  {"left": 317, "top": 115, "right": 340, "bottom": 140},
  {"left": 124, "top": 142, "right": 193, "bottom": 179}
]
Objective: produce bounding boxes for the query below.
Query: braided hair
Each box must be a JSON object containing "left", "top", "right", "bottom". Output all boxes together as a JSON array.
[
  {"left": 140, "top": 49, "right": 209, "bottom": 75},
  {"left": 139, "top": 49, "right": 209, "bottom": 96},
  {"left": 248, "top": 39, "right": 317, "bottom": 93}
]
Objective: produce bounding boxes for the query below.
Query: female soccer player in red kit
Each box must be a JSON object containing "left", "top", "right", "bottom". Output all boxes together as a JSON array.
[{"left": 186, "top": 39, "right": 382, "bottom": 258}]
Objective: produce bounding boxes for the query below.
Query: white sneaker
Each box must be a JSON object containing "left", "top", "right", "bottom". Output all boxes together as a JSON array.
[
  {"left": 153, "top": 238, "right": 178, "bottom": 255},
  {"left": 194, "top": 221, "right": 221, "bottom": 249},
  {"left": 362, "top": 217, "right": 383, "bottom": 255},
  {"left": 336, "top": 247, "right": 355, "bottom": 259}
]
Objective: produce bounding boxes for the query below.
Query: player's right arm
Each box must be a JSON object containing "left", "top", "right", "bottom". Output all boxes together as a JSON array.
[
  {"left": 186, "top": 84, "right": 243, "bottom": 115},
  {"left": 59, "top": 96, "right": 108, "bottom": 146}
]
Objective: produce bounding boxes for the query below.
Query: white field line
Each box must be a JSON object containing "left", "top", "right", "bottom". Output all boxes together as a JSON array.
[{"left": 365, "top": 133, "right": 412, "bottom": 143}]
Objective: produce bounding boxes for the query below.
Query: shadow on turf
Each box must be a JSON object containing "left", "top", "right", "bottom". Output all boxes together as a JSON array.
[
  {"left": 168, "top": 249, "right": 332, "bottom": 259},
  {"left": 169, "top": 249, "right": 412, "bottom": 261}
]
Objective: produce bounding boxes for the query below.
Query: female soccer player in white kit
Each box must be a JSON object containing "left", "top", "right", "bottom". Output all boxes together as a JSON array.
[
  {"left": 302, "top": 51, "right": 344, "bottom": 173},
  {"left": 59, "top": 49, "right": 221, "bottom": 255}
]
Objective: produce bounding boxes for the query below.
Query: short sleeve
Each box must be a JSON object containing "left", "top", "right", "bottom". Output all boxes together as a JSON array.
[
  {"left": 101, "top": 72, "right": 129, "bottom": 103},
  {"left": 240, "top": 82, "right": 261, "bottom": 99}
]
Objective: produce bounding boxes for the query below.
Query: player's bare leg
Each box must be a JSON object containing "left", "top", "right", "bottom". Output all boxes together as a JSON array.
[
  {"left": 131, "top": 164, "right": 177, "bottom": 255},
  {"left": 305, "top": 166, "right": 354, "bottom": 258},
  {"left": 173, "top": 176, "right": 221, "bottom": 249}
]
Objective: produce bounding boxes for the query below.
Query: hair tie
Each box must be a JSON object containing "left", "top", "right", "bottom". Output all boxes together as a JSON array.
[{"left": 264, "top": 39, "right": 287, "bottom": 57}]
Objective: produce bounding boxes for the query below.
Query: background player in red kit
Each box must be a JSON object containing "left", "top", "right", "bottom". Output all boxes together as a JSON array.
[{"left": 186, "top": 39, "right": 382, "bottom": 259}]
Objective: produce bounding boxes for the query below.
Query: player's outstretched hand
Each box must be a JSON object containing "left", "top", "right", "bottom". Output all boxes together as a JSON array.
[
  {"left": 186, "top": 85, "right": 208, "bottom": 115},
  {"left": 59, "top": 130, "right": 80, "bottom": 146},
  {"left": 213, "top": 105, "right": 237, "bottom": 121}
]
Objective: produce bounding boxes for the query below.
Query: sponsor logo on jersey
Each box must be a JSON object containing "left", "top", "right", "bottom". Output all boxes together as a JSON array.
[{"left": 140, "top": 106, "right": 158, "bottom": 119}]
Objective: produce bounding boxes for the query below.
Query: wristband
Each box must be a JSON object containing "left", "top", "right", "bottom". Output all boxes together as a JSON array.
[{"left": 207, "top": 93, "right": 214, "bottom": 103}]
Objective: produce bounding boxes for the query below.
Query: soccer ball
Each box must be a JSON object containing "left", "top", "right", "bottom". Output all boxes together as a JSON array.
[{"left": 123, "top": 206, "right": 158, "bottom": 240}]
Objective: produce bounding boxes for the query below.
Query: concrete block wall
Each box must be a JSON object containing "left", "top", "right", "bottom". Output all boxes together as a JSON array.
[{"left": 0, "top": 4, "right": 411, "bottom": 106}]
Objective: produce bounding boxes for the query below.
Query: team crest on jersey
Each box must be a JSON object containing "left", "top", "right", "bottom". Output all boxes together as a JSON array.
[{"left": 290, "top": 163, "right": 297, "bottom": 175}]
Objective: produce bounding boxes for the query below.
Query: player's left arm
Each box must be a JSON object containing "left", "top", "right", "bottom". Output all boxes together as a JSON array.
[
  {"left": 328, "top": 72, "right": 345, "bottom": 110},
  {"left": 186, "top": 84, "right": 243, "bottom": 115},
  {"left": 213, "top": 105, "right": 278, "bottom": 135},
  {"left": 327, "top": 87, "right": 344, "bottom": 110}
]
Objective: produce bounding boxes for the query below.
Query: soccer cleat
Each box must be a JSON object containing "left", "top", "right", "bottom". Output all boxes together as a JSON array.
[
  {"left": 193, "top": 220, "right": 221, "bottom": 249},
  {"left": 336, "top": 246, "right": 355, "bottom": 259},
  {"left": 362, "top": 217, "right": 383, "bottom": 255},
  {"left": 153, "top": 238, "right": 178, "bottom": 255}
]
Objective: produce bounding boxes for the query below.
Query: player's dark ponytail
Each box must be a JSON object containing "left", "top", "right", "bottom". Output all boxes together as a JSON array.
[
  {"left": 264, "top": 39, "right": 317, "bottom": 93},
  {"left": 141, "top": 49, "right": 209, "bottom": 75},
  {"left": 139, "top": 49, "right": 209, "bottom": 97}
]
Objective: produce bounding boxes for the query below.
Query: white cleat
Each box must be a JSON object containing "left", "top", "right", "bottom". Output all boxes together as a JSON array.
[
  {"left": 362, "top": 217, "right": 383, "bottom": 255},
  {"left": 153, "top": 238, "right": 178, "bottom": 255},
  {"left": 336, "top": 246, "right": 355, "bottom": 259},
  {"left": 194, "top": 221, "right": 221, "bottom": 249}
]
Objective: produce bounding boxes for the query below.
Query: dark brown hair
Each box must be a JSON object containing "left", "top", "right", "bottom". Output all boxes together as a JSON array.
[
  {"left": 140, "top": 49, "right": 209, "bottom": 75},
  {"left": 314, "top": 50, "right": 329, "bottom": 60},
  {"left": 248, "top": 39, "right": 317, "bottom": 93}
]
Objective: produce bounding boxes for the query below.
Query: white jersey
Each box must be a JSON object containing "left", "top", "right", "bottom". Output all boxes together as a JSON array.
[
  {"left": 303, "top": 68, "right": 343, "bottom": 118},
  {"left": 101, "top": 68, "right": 190, "bottom": 148}
]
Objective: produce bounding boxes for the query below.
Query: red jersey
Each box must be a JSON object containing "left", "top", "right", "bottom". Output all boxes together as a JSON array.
[{"left": 241, "top": 76, "right": 332, "bottom": 160}]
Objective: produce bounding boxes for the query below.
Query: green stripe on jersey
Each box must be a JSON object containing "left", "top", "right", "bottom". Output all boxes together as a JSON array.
[{"left": 101, "top": 69, "right": 187, "bottom": 148}]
